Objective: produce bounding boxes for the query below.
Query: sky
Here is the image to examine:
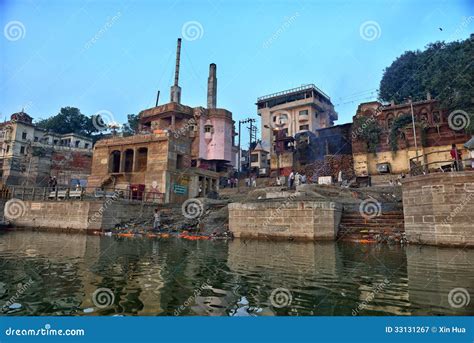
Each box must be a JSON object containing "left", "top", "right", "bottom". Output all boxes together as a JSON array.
[{"left": 1, "top": 0, "right": 473, "bottom": 145}]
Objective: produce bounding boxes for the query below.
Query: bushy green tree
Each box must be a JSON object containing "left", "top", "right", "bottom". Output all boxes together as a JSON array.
[
  {"left": 379, "top": 37, "right": 473, "bottom": 114},
  {"left": 36, "top": 107, "right": 98, "bottom": 136}
]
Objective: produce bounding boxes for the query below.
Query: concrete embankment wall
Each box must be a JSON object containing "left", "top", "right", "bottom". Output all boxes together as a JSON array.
[
  {"left": 402, "top": 172, "right": 474, "bottom": 247},
  {"left": 7, "top": 200, "right": 157, "bottom": 231},
  {"left": 228, "top": 200, "right": 342, "bottom": 241}
]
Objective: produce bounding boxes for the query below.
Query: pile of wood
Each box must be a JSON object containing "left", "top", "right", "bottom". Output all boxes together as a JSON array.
[{"left": 302, "top": 154, "right": 355, "bottom": 182}]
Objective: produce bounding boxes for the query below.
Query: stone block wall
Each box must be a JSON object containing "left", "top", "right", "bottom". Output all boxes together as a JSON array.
[
  {"left": 7, "top": 200, "right": 158, "bottom": 231},
  {"left": 228, "top": 200, "right": 342, "bottom": 240},
  {"left": 402, "top": 172, "right": 474, "bottom": 247}
]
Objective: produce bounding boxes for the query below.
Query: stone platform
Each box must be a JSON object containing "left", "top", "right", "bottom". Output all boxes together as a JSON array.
[{"left": 228, "top": 200, "right": 342, "bottom": 241}]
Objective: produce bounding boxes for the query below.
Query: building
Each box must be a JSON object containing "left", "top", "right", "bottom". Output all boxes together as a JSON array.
[
  {"left": 257, "top": 84, "right": 337, "bottom": 153},
  {"left": 249, "top": 142, "right": 269, "bottom": 175},
  {"left": 0, "top": 111, "right": 93, "bottom": 186},
  {"left": 352, "top": 95, "right": 471, "bottom": 176},
  {"left": 256, "top": 84, "right": 337, "bottom": 176},
  {"left": 87, "top": 38, "right": 235, "bottom": 203}
]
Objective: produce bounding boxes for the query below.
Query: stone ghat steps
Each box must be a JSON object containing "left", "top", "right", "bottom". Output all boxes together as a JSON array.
[{"left": 338, "top": 210, "right": 405, "bottom": 241}]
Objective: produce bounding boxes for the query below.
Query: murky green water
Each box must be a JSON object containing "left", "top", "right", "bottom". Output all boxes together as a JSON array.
[{"left": 0, "top": 230, "right": 473, "bottom": 316}]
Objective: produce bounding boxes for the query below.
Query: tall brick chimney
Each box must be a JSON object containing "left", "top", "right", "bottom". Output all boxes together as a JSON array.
[
  {"left": 170, "top": 38, "right": 182, "bottom": 103},
  {"left": 207, "top": 63, "right": 217, "bottom": 109}
]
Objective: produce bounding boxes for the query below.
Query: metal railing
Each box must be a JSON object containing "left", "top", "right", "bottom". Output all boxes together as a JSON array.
[
  {"left": 409, "top": 149, "right": 470, "bottom": 175},
  {"left": 5, "top": 186, "right": 164, "bottom": 204},
  {"left": 257, "top": 84, "right": 331, "bottom": 102}
]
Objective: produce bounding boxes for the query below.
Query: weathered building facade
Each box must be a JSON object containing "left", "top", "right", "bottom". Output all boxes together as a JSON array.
[
  {"left": 87, "top": 38, "right": 235, "bottom": 203},
  {"left": 352, "top": 96, "right": 471, "bottom": 176},
  {"left": 0, "top": 112, "right": 93, "bottom": 186}
]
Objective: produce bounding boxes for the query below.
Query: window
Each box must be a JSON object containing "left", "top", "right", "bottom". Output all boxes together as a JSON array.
[
  {"left": 433, "top": 111, "right": 441, "bottom": 124},
  {"left": 20, "top": 146, "right": 25, "bottom": 154},
  {"left": 53, "top": 140, "right": 58, "bottom": 145},
  {"left": 34, "top": 137, "right": 38, "bottom": 142},
  {"left": 272, "top": 116, "right": 277, "bottom": 122},
  {"left": 6, "top": 145, "right": 10, "bottom": 153},
  {"left": 84, "top": 143, "right": 90, "bottom": 149},
  {"left": 176, "top": 154, "right": 184, "bottom": 169},
  {"left": 22, "top": 132, "right": 27, "bottom": 140},
  {"left": 299, "top": 125, "right": 309, "bottom": 131},
  {"left": 250, "top": 154, "right": 258, "bottom": 163},
  {"left": 299, "top": 110, "right": 309, "bottom": 116},
  {"left": 75, "top": 140, "right": 80, "bottom": 147},
  {"left": 204, "top": 126, "right": 212, "bottom": 133}
]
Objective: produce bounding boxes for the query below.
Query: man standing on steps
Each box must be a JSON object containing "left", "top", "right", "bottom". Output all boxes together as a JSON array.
[{"left": 288, "top": 170, "right": 295, "bottom": 189}]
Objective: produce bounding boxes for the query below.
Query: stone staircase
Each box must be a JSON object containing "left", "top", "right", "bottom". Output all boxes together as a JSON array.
[{"left": 337, "top": 207, "right": 405, "bottom": 242}]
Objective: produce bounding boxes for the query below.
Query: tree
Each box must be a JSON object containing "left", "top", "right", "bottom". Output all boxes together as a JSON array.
[
  {"left": 36, "top": 107, "right": 98, "bottom": 136},
  {"left": 379, "top": 37, "right": 474, "bottom": 114},
  {"left": 121, "top": 114, "right": 139, "bottom": 136}
]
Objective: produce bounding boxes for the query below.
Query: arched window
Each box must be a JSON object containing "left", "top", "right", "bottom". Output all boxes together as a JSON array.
[
  {"left": 386, "top": 113, "right": 394, "bottom": 129},
  {"left": 136, "top": 147, "right": 148, "bottom": 172},
  {"left": 109, "top": 151, "right": 121, "bottom": 173},
  {"left": 124, "top": 149, "right": 134, "bottom": 173}
]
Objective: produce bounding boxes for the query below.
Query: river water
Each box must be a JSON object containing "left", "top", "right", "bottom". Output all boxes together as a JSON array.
[{"left": 0, "top": 230, "right": 472, "bottom": 316}]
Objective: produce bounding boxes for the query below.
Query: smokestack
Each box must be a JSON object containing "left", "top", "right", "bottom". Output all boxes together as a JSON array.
[
  {"left": 207, "top": 63, "right": 217, "bottom": 109},
  {"left": 170, "top": 38, "right": 182, "bottom": 103}
]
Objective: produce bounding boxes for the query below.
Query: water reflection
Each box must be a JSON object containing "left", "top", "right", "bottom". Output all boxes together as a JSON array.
[{"left": 0, "top": 230, "right": 472, "bottom": 316}]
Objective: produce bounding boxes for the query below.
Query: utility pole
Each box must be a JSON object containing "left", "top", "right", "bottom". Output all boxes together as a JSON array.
[
  {"left": 237, "top": 118, "right": 256, "bottom": 189},
  {"left": 409, "top": 97, "right": 420, "bottom": 171}
]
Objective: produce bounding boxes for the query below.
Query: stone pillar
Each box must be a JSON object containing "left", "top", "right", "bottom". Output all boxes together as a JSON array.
[
  {"left": 119, "top": 150, "right": 125, "bottom": 172},
  {"left": 132, "top": 148, "right": 138, "bottom": 172}
]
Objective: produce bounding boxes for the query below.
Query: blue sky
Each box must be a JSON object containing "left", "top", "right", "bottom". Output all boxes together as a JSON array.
[{"left": 1, "top": 0, "right": 472, "bottom": 144}]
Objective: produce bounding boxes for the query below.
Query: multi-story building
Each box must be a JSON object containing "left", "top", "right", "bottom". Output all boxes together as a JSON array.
[
  {"left": 0, "top": 111, "right": 93, "bottom": 186},
  {"left": 257, "top": 84, "right": 337, "bottom": 153},
  {"left": 256, "top": 84, "right": 337, "bottom": 175}
]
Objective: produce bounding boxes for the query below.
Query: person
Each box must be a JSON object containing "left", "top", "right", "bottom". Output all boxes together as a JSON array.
[
  {"left": 450, "top": 144, "right": 463, "bottom": 171},
  {"left": 251, "top": 175, "right": 257, "bottom": 187},
  {"left": 245, "top": 177, "right": 250, "bottom": 187},
  {"left": 294, "top": 172, "right": 301, "bottom": 187},
  {"left": 153, "top": 208, "right": 161, "bottom": 231},
  {"left": 288, "top": 171, "right": 295, "bottom": 189},
  {"left": 51, "top": 176, "right": 57, "bottom": 191},
  {"left": 301, "top": 173, "right": 307, "bottom": 184}
]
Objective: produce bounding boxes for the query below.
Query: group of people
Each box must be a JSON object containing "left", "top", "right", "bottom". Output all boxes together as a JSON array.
[
  {"left": 244, "top": 176, "right": 257, "bottom": 188},
  {"left": 287, "top": 170, "right": 307, "bottom": 189},
  {"left": 225, "top": 177, "right": 238, "bottom": 188}
]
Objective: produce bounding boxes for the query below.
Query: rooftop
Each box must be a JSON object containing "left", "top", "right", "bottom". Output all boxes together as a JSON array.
[{"left": 257, "top": 84, "right": 331, "bottom": 103}]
